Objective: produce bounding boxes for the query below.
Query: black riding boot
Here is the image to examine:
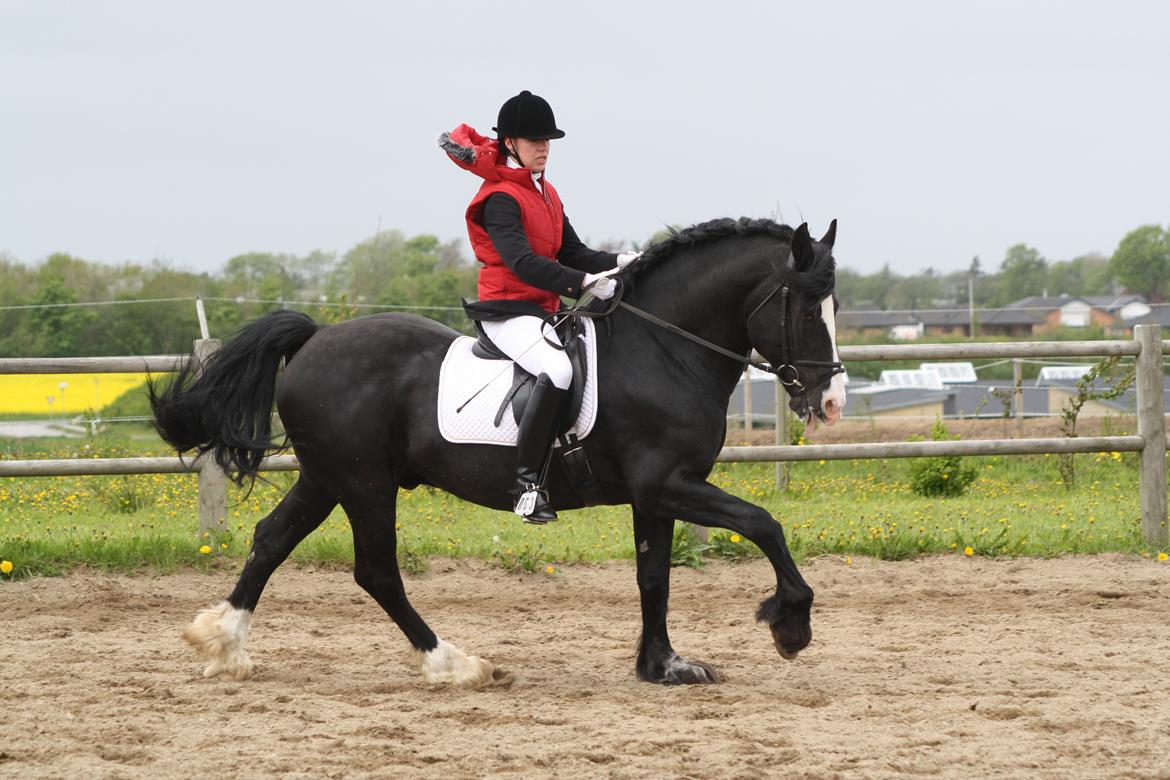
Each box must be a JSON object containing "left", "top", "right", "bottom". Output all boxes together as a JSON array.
[{"left": 512, "top": 373, "right": 567, "bottom": 524}]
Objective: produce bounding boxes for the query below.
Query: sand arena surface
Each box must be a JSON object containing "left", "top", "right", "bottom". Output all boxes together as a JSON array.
[{"left": 1, "top": 555, "right": 1168, "bottom": 779}]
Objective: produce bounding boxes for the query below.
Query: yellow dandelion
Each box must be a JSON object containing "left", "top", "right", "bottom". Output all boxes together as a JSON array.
[
  {"left": 198, "top": 545, "right": 212, "bottom": 555},
  {"left": 0, "top": 560, "right": 13, "bottom": 575},
  {"left": 1159, "top": 552, "right": 1168, "bottom": 562},
  {"left": 545, "top": 565, "right": 556, "bottom": 574},
  {"left": 964, "top": 546, "right": 974, "bottom": 557},
  {"left": 729, "top": 533, "right": 741, "bottom": 543}
]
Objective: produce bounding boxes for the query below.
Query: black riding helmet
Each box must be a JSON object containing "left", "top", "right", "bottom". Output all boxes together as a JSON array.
[{"left": 493, "top": 90, "right": 566, "bottom": 141}]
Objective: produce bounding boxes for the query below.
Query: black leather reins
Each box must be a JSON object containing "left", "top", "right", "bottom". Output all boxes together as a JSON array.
[{"left": 558, "top": 275, "right": 845, "bottom": 415}]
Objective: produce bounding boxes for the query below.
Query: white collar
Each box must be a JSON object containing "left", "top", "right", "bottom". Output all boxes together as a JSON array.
[{"left": 505, "top": 152, "right": 543, "bottom": 189}]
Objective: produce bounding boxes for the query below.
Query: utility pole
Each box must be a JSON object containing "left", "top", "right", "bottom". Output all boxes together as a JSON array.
[{"left": 968, "top": 255, "right": 979, "bottom": 340}]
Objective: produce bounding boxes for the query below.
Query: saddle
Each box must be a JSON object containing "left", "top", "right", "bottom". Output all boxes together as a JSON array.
[
  {"left": 470, "top": 316, "right": 589, "bottom": 436},
  {"left": 467, "top": 314, "right": 603, "bottom": 506}
]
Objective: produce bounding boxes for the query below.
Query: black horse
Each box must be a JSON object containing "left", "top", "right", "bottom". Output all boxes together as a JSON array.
[{"left": 152, "top": 217, "right": 846, "bottom": 686}]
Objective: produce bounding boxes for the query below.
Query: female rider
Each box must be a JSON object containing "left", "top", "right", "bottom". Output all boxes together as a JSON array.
[{"left": 440, "top": 90, "right": 638, "bottom": 524}]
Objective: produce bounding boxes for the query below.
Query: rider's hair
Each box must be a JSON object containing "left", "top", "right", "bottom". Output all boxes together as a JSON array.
[{"left": 498, "top": 136, "right": 519, "bottom": 163}]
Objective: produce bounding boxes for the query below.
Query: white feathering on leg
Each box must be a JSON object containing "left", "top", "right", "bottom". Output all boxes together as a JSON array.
[
  {"left": 182, "top": 601, "right": 254, "bottom": 680},
  {"left": 416, "top": 638, "right": 494, "bottom": 686}
]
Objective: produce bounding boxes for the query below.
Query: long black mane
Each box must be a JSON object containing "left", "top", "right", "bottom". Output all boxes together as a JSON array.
[{"left": 628, "top": 217, "right": 836, "bottom": 302}]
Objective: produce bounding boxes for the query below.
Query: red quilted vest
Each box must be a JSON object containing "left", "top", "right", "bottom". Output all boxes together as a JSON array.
[{"left": 443, "top": 124, "right": 565, "bottom": 313}]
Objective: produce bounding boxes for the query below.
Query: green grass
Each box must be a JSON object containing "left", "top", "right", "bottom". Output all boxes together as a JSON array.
[{"left": 1, "top": 431, "right": 1167, "bottom": 579}]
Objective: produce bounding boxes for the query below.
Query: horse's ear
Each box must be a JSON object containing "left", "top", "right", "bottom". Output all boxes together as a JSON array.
[
  {"left": 792, "top": 222, "right": 814, "bottom": 272},
  {"left": 819, "top": 219, "right": 837, "bottom": 250}
]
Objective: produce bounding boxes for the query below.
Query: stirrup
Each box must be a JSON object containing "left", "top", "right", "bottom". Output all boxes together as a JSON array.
[{"left": 514, "top": 485, "right": 557, "bottom": 524}]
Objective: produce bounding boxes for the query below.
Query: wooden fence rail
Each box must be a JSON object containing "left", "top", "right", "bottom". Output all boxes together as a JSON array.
[
  {"left": 2, "top": 329, "right": 1167, "bottom": 545},
  {"left": 0, "top": 455, "right": 299, "bottom": 477},
  {"left": 0, "top": 356, "right": 189, "bottom": 374}
]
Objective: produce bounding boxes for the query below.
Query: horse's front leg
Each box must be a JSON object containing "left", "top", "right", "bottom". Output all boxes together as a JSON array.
[
  {"left": 635, "top": 474, "right": 813, "bottom": 660},
  {"left": 631, "top": 505, "right": 720, "bottom": 684}
]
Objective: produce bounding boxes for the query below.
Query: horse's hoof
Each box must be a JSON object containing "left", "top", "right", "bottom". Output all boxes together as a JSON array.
[
  {"left": 770, "top": 627, "right": 810, "bottom": 661},
  {"left": 183, "top": 601, "right": 254, "bottom": 680},
  {"left": 643, "top": 653, "right": 721, "bottom": 685},
  {"left": 202, "top": 654, "right": 254, "bottom": 681},
  {"left": 417, "top": 638, "right": 498, "bottom": 687}
]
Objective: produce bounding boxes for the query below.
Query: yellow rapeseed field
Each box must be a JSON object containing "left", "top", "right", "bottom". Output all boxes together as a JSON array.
[{"left": 0, "top": 373, "right": 149, "bottom": 414}]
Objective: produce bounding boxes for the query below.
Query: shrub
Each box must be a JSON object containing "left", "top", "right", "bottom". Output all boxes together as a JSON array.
[
  {"left": 670, "top": 523, "right": 709, "bottom": 568},
  {"left": 491, "top": 543, "right": 545, "bottom": 573},
  {"left": 908, "top": 419, "right": 977, "bottom": 498},
  {"left": 707, "top": 530, "right": 762, "bottom": 560},
  {"left": 97, "top": 477, "right": 155, "bottom": 514}
]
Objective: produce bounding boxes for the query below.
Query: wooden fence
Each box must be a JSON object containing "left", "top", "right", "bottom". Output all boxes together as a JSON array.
[{"left": 1, "top": 327, "right": 1166, "bottom": 546}]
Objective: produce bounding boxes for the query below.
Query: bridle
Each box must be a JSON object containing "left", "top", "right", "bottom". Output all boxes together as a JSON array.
[
  {"left": 744, "top": 282, "right": 846, "bottom": 405},
  {"left": 564, "top": 272, "right": 846, "bottom": 417}
]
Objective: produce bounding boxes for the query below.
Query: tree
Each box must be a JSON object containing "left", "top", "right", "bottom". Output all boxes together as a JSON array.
[
  {"left": 869, "top": 264, "right": 899, "bottom": 309},
  {"left": 223, "top": 252, "right": 298, "bottom": 303},
  {"left": 834, "top": 268, "right": 867, "bottom": 308},
  {"left": 1110, "top": 225, "right": 1169, "bottom": 302},
  {"left": 285, "top": 250, "right": 337, "bottom": 298},
  {"left": 1077, "top": 253, "right": 1113, "bottom": 296},
  {"left": 25, "top": 270, "right": 97, "bottom": 356},
  {"left": 995, "top": 244, "right": 1048, "bottom": 304},
  {"left": 329, "top": 230, "right": 469, "bottom": 305},
  {"left": 0, "top": 256, "right": 39, "bottom": 357},
  {"left": 105, "top": 263, "right": 217, "bottom": 353},
  {"left": 886, "top": 272, "right": 943, "bottom": 311},
  {"left": 1046, "top": 252, "right": 1112, "bottom": 298}
]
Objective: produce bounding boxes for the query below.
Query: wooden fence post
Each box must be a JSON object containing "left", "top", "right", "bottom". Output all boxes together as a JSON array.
[
  {"left": 743, "top": 367, "right": 753, "bottom": 433},
  {"left": 1134, "top": 325, "right": 1167, "bottom": 547},
  {"left": 775, "top": 377, "right": 789, "bottom": 491},
  {"left": 193, "top": 338, "right": 228, "bottom": 535},
  {"left": 1013, "top": 359, "right": 1024, "bottom": 436}
]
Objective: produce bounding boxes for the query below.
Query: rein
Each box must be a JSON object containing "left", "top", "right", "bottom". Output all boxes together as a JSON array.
[{"left": 566, "top": 276, "right": 846, "bottom": 414}]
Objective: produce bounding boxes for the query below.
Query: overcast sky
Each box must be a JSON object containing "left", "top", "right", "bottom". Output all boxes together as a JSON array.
[{"left": 2, "top": 1, "right": 1167, "bottom": 278}]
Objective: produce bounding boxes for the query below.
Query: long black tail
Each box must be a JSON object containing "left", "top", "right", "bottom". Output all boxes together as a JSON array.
[{"left": 149, "top": 310, "right": 321, "bottom": 485}]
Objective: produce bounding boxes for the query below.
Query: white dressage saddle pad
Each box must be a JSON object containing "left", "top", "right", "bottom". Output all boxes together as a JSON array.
[{"left": 437, "top": 318, "right": 599, "bottom": 446}]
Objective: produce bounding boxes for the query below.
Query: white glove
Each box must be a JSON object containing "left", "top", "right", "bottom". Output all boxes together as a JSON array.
[
  {"left": 616, "top": 251, "right": 642, "bottom": 269},
  {"left": 582, "top": 270, "right": 618, "bottom": 300}
]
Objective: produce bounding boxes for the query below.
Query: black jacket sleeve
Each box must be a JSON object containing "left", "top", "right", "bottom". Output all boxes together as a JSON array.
[
  {"left": 482, "top": 193, "right": 587, "bottom": 297},
  {"left": 558, "top": 215, "right": 618, "bottom": 274}
]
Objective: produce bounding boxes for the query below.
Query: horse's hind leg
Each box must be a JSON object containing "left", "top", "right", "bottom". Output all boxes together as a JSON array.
[
  {"left": 632, "top": 505, "right": 720, "bottom": 684},
  {"left": 339, "top": 471, "right": 496, "bottom": 687},
  {"left": 184, "top": 476, "right": 337, "bottom": 680}
]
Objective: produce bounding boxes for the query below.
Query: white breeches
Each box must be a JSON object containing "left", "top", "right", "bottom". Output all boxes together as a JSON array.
[{"left": 482, "top": 315, "right": 573, "bottom": 390}]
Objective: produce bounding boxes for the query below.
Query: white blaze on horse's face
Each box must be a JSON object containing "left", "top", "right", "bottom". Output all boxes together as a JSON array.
[{"left": 819, "top": 296, "right": 846, "bottom": 425}]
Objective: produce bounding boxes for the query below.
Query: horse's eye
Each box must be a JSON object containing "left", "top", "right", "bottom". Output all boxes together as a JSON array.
[{"left": 801, "top": 311, "right": 818, "bottom": 322}]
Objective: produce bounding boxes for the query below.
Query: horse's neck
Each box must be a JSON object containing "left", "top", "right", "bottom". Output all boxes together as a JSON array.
[
  {"left": 632, "top": 249, "right": 768, "bottom": 355},
  {"left": 624, "top": 246, "right": 772, "bottom": 388}
]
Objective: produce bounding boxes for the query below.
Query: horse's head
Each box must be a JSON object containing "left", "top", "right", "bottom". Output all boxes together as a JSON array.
[{"left": 746, "top": 221, "right": 847, "bottom": 434}]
